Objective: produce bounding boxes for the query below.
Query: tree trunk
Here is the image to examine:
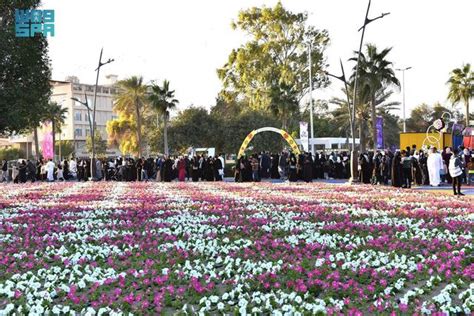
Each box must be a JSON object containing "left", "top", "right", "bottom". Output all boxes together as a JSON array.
[
  {"left": 372, "top": 94, "right": 377, "bottom": 151},
  {"left": 33, "top": 127, "right": 40, "bottom": 161},
  {"left": 359, "top": 121, "right": 366, "bottom": 153},
  {"left": 164, "top": 113, "right": 169, "bottom": 156},
  {"left": 466, "top": 100, "right": 470, "bottom": 128},
  {"left": 135, "top": 99, "right": 142, "bottom": 158}
]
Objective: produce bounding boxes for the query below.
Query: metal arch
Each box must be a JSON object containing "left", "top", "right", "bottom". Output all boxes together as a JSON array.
[{"left": 237, "top": 127, "right": 301, "bottom": 158}]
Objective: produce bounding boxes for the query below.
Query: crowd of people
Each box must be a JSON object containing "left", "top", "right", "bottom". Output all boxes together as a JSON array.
[
  {"left": 0, "top": 155, "right": 226, "bottom": 184},
  {"left": 1, "top": 145, "right": 472, "bottom": 195}
]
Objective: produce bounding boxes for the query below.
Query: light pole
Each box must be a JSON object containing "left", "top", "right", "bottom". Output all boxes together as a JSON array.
[
  {"left": 396, "top": 66, "right": 412, "bottom": 133},
  {"left": 308, "top": 42, "right": 314, "bottom": 155},
  {"left": 57, "top": 99, "right": 66, "bottom": 162},
  {"left": 71, "top": 94, "right": 94, "bottom": 179},
  {"left": 91, "top": 48, "right": 114, "bottom": 179},
  {"left": 351, "top": 0, "right": 389, "bottom": 183}
]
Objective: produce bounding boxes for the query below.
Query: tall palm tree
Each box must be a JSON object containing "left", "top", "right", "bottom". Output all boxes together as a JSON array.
[
  {"left": 447, "top": 63, "right": 474, "bottom": 127},
  {"left": 148, "top": 80, "right": 179, "bottom": 156},
  {"left": 114, "top": 76, "right": 147, "bottom": 158},
  {"left": 331, "top": 85, "right": 399, "bottom": 152},
  {"left": 45, "top": 101, "right": 68, "bottom": 159},
  {"left": 350, "top": 44, "right": 400, "bottom": 150}
]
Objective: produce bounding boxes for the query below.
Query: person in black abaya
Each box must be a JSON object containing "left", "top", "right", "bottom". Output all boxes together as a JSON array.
[
  {"left": 418, "top": 152, "right": 429, "bottom": 185},
  {"left": 191, "top": 157, "right": 200, "bottom": 182},
  {"left": 303, "top": 153, "right": 313, "bottom": 183},
  {"left": 136, "top": 159, "right": 143, "bottom": 181},
  {"left": 391, "top": 151, "right": 402, "bottom": 187},
  {"left": 318, "top": 153, "right": 326, "bottom": 179},
  {"left": 260, "top": 152, "right": 270, "bottom": 179},
  {"left": 288, "top": 152, "right": 298, "bottom": 182},
  {"left": 270, "top": 154, "right": 280, "bottom": 179},
  {"left": 162, "top": 156, "right": 173, "bottom": 182},
  {"left": 243, "top": 156, "right": 253, "bottom": 182},
  {"left": 358, "top": 153, "right": 371, "bottom": 184}
]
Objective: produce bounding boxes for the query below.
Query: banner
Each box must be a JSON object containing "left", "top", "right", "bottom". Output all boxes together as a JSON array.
[
  {"left": 376, "top": 116, "right": 384, "bottom": 150},
  {"left": 41, "top": 121, "right": 54, "bottom": 159},
  {"left": 299, "top": 121, "right": 309, "bottom": 152}
]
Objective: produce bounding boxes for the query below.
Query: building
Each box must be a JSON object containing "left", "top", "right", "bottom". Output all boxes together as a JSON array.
[
  {"left": 295, "top": 137, "right": 360, "bottom": 152},
  {"left": 50, "top": 75, "right": 120, "bottom": 157},
  {"left": 0, "top": 76, "right": 121, "bottom": 158}
]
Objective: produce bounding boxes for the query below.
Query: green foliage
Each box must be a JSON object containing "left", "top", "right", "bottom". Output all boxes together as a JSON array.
[
  {"left": 406, "top": 103, "right": 459, "bottom": 133},
  {"left": 0, "top": 0, "right": 52, "bottom": 134},
  {"left": 86, "top": 134, "right": 107, "bottom": 158},
  {"left": 54, "top": 140, "right": 75, "bottom": 159},
  {"left": 0, "top": 148, "right": 25, "bottom": 161},
  {"left": 217, "top": 1, "right": 329, "bottom": 128},
  {"left": 447, "top": 63, "right": 473, "bottom": 127}
]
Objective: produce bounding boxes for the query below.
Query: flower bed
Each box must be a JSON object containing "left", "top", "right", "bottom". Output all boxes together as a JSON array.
[{"left": 0, "top": 182, "right": 472, "bottom": 315}]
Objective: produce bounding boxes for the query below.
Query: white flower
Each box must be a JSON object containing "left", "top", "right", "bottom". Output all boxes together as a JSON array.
[{"left": 217, "top": 302, "right": 225, "bottom": 310}]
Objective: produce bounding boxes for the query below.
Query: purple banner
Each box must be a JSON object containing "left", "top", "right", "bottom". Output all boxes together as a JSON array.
[{"left": 376, "top": 116, "right": 384, "bottom": 150}]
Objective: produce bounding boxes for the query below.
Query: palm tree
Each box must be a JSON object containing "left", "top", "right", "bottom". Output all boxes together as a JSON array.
[
  {"left": 148, "top": 80, "right": 179, "bottom": 156},
  {"left": 45, "top": 101, "right": 68, "bottom": 159},
  {"left": 447, "top": 63, "right": 474, "bottom": 127},
  {"left": 114, "top": 76, "right": 148, "bottom": 158},
  {"left": 331, "top": 85, "right": 399, "bottom": 152},
  {"left": 350, "top": 44, "right": 400, "bottom": 150}
]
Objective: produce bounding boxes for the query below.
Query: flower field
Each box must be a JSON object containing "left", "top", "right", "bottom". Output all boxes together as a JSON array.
[{"left": 0, "top": 182, "right": 472, "bottom": 315}]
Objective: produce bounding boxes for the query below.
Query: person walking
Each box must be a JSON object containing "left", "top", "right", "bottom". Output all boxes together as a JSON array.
[
  {"left": 251, "top": 154, "right": 260, "bottom": 182},
  {"left": 401, "top": 150, "right": 413, "bottom": 188},
  {"left": 449, "top": 148, "right": 464, "bottom": 195},
  {"left": 1, "top": 159, "right": 7, "bottom": 182}
]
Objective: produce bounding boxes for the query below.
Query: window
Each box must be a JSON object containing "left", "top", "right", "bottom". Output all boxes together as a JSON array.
[
  {"left": 85, "top": 129, "right": 90, "bottom": 137},
  {"left": 74, "top": 111, "right": 82, "bottom": 121},
  {"left": 86, "top": 86, "right": 94, "bottom": 92},
  {"left": 74, "top": 128, "right": 82, "bottom": 137},
  {"left": 73, "top": 85, "right": 82, "bottom": 91},
  {"left": 102, "top": 87, "right": 110, "bottom": 94}
]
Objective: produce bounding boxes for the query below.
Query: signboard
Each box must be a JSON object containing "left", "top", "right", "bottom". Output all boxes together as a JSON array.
[
  {"left": 376, "top": 116, "right": 384, "bottom": 149},
  {"left": 15, "top": 9, "right": 55, "bottom": 37},
  {"left": 299, "top": 121, "right": 309, "bottom": 152},
  {"left": 41, "top": 121, "right": 54, "bottom": 159}
]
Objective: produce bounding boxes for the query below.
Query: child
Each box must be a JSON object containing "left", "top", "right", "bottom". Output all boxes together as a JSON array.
[{"left": 56, "top": 165, "right": 65, "bottom": 181}]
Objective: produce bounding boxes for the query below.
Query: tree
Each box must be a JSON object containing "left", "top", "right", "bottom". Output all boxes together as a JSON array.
[
  {"left": 148, "top": 80, "right": 179, "bottom": 156},
  {"left": 0, "top": 0, "right": 52, "bottom": 135},
  {"left": 54, "top": 140, "right": 75, "bottom": 159},
  {"left": 107, "top": 112, "right": 138, "bottom": 156},
  {"left": 350, "top": 44, "right": 400, "bottom": 150},
  {"left": 406, "top": 103, "right": 457, "bottom": 133},
  {"left": 112, "top": 76, "right": 147, "bottom": 157},
  {"left": 86, "top": 134, "right": 107, "bottom": 158},
  {"left": 44, "top": 101, "right": 68, "bottom": 158},
  {"left": 217, "top": 1, "right": 329, "bottom": 128},
  {"left": 331, "top": 86, "right": 399, "bottom": 151},
  {"left": 447, "top": 63, "right": 473, "bottom": 127}
]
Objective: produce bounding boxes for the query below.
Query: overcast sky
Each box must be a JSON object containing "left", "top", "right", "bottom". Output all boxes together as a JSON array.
[{"left": 42, "top": 0, "right": 473, "bottom": 116}]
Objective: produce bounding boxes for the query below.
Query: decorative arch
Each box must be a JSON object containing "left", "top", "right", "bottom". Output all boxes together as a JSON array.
[{"left": 237, "top": 127, "right": 301, "bottom": 158}]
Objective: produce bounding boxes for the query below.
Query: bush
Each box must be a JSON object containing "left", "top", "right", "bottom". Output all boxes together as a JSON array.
[{"left": 0, "top": 148, "right": 25, "bottom": 161}]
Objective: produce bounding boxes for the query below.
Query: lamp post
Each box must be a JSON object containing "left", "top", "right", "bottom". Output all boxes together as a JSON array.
[
  {"left": 71, "top": 94, "right": 94, "bottom": 179},
  {"left": 57, "top": 99, "right": 66, "bottom": 162},
  {"left": 396, "top": 66, "right": 412, "bottom": 133},
  {"left": 91, "top": 48, "right": 114, "bottom": 179},
  {"left": 351, "top": 0, "right": 390, "bottom": 183},
  {"left": 307, "top": 42, "right": 314, "bottom": 155}
]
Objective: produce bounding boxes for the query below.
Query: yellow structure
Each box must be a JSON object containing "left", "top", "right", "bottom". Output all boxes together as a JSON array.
[
  {"left": 238, "top": 127, "right": 300, "bottom": 158},
  {"left": 400, "top": 132, "right": 452, "bottom": 150}
]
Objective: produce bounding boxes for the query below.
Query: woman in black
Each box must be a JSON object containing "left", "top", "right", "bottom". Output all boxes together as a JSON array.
[
  {"left": 270, "top": 154, "right": 280, "bottom": 179},
  {"left": 303, "top": 153, "right": 313, "bottom": 183},
  {"left": 288, "top": 153, "right": 298, "bottom": 182},
  {"left": 391, "top": 151, "right": 402, "bottom": 187},
  {"left": 18, "top": 160, "right": 27, "bottom": 183},
  {"left": 191, "top": 157, "right": 200, "bottom": 182},
  {"left": 162, "top": 157, "right": 173, "bottom": 182}
]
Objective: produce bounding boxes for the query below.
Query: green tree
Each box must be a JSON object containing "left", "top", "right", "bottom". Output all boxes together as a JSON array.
[
  {"left": 406, "top": 102, "right": 458, "bottom": 132},
  {"left": 148, "top": 80, "right": 179, "bottom": 156},
  {"left": 86, "top": 134, "right": 107, "bottom": 158},
  {"left": 0, "top": 148, "right": 25, "bottom": 161},
  {"left": 54, "top": 140, "right": 75, "bottom": 160},
  {"left": 217, "top": 1, "right": 329, "bottom": 129},
  {"left": 44, "top": 101, "right": 68, "bottom": 158},
  {"left": 0, "top": 0, "right": 52, "bottom": 136},
  {"left": 447, "top": 63, "right": 473, "bottom": 127},
  {"left": 331, "top": 86, "right": 399, "bottom": 151},
  {"left": 350, "top": 44, "right": 400, "bottom": 151},
  {"left": 112, "top": 76, "right": 147, "bottom": 157}
]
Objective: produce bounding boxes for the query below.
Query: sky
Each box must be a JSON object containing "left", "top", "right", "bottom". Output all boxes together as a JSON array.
[{"left": 41, "top": 0, "right": 473, "bottom": 117}]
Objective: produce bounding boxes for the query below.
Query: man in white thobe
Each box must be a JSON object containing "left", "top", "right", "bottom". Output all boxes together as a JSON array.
[
  {"left": 427, "top": 148, "right": 442, "bottom": 186},
  {"left": 45, "top": 159, "right": 55, "bottom": 182}
]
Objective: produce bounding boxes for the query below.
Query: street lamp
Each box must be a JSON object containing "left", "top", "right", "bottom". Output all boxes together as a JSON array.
[
  {"left": 71, "top": 94, "right": 94, "bottom": 179},
  {"left": 351, "top": 0, "right": 389, "bottom": 183},
  {"left": 307, "top": 42, "right": 315, "bottom": 155},
  {"left": 396, "top": 66, "right": 412, "bottom": 133},
  {"left": 91, "top": 48, "right": 114, "bottom": 179}
]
